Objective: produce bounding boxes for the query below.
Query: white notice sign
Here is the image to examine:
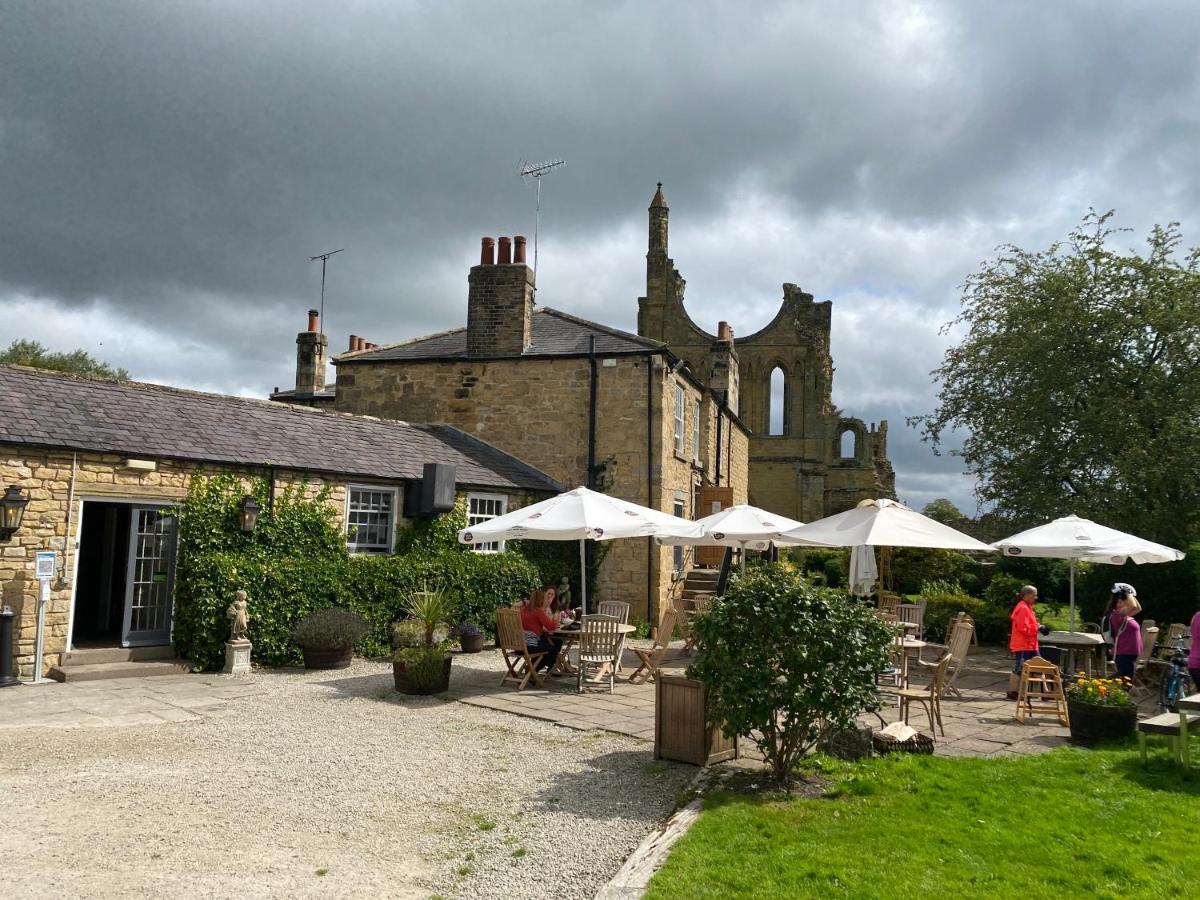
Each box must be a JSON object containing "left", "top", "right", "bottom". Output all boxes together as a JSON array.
[{"left": 35, "top": 551, "right": 56, "bottom": 580}]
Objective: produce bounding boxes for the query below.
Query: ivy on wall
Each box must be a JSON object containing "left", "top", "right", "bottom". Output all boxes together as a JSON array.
[{"left": 173, "top": 473, "right": 547, "bottom": 670}]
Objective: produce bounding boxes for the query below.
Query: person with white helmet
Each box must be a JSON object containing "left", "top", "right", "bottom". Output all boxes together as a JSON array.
[{"left": 1107, "top": 583, "right": 1142, "bottom": 679}]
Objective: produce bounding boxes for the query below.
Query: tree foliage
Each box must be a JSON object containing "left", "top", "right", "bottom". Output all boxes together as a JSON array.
[
  {"left": 0, "top": 338, "right": 129, "bottom": 380},
  {"left": 688, "top": 565, "right": 893, "bottom": 789},
  {"left": 913, "top": 212, "right": 1200, "bottom": 545}
]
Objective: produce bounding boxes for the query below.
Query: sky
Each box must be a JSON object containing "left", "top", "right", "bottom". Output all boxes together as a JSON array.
[{"left": 4, "top": 1, "right": 1199, "bottom": 514}]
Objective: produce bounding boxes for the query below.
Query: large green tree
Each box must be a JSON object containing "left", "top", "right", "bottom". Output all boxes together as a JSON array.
[
  {"left": 913, "top": 212, "right": 1200, "bottom": 545},
  {"left": 0, "top": 339, "right": 129, "bottom": 380}
]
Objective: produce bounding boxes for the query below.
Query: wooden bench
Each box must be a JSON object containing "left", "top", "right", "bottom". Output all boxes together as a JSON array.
[{"left": 1136, "top": 712, "right": 1200, "bottom": 767}]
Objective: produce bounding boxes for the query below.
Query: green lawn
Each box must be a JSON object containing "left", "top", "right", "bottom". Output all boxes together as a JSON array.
[{"left": 646, "top": 746, "right": 1199, "bottom": 899}]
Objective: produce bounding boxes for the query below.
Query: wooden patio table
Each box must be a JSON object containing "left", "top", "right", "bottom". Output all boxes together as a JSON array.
[
  {"left": 1040, "top": 630, "right": 1107, "bottom": 678},
  {"left": 551, "top": 623, "right": 636, "bottom": 676},
  {"left": 1174, "top": 693, "right": 1200, "bottom": 768}
]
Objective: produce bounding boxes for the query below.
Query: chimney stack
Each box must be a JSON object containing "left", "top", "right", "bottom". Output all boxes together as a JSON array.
[
  {"left": 717, "top": 321, "right": 734, "bottom": 343},
  {"left": 467, "top": 234, "right": 535, "bottom": 357},
  {"left": 295, "top": 309, "right": 328, "bottom": 394},
  {"left": 514, "top": 235, "right": 527, "bottom": 264}
]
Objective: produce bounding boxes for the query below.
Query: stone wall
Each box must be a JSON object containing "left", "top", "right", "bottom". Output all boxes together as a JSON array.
[{"left": 0, "top": 445, "right": 525, "bottom": 679}]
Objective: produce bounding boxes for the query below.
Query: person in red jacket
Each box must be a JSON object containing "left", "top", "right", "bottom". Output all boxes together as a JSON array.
[{"left": 1008, "top": 585, "right": 1042, "bottom": 700}]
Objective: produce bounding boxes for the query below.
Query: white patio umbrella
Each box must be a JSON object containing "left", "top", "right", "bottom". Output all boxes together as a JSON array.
[
  {"left": 653, "top": 504, "right": 809, "bottom": 572},
  {"left": 457, "top": 486, "right": 703, "bottom": 616},
  {"left": 992, "top": 515, "right": 1185, "bottom": 632},
  {"left": 778, "top": 499, "right": 993, "bottom": 596}
]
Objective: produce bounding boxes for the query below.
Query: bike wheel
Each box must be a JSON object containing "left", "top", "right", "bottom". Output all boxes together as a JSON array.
[{"left": 1162, "top": 671, "right": 1181, "bottom": 713}]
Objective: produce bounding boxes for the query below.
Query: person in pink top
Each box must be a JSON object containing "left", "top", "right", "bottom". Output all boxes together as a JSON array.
[
  {"left": 1108, "top": 583, "right": 1143, "bottom": 680},
  {"left": 1188, "top": 608, "right": 1200, "bottom": 692}
]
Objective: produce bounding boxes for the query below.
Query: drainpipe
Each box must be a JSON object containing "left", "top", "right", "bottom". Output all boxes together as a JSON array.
[
  {"left": 715, "top": 398, "right": 724, "bottom": 487},
  {"left": 646, "top": 351, "right": 654, "bottom": 626},
  {"left": 59, "top": 452, "right": 78, "bottom": 588},
  {"left": 587, "top": 335, "right": 598, "bottom": 488}
]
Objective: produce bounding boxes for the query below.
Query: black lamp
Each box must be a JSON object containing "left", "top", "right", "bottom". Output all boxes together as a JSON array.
[
  {"left": 0, "top": 484, "right": 29, "bottom": 542},
  {"left": 239, "top": 495, "right": 261, "bottom": 534}
]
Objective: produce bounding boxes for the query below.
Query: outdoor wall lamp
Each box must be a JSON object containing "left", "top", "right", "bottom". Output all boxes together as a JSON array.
[
  {"left": 239, "top": 495, "right": 261, "bottom": 534},
  {"left": 0, "top": 484, "right": 30, "bottom": 542}
]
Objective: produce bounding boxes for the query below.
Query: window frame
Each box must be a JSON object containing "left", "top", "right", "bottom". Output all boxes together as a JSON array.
[
  {"left": 692, "top": 399, "right": 702, "bottom": 464},
  {"left": 674, "top": 383, "right": 687, "bottom": 454},
  {"left": 467, "top": 492, "right": 509, "bottom": 553},
  {"left": 344, "top": 483, "right": 399, "bottom": 554}
]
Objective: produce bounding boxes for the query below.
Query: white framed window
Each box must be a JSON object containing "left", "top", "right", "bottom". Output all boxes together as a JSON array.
[
  {"left": 673, "top": 494, "right": 686, "bottom": 572},
  {"left": 468, "top": 493, "right": 508, "bottom": 553},
  {"left": 346, "top": 485, "right": 398, "bottom": 553},
  {"left": 692, "top": 400, "right": 702, "bottom": 464},
  {"left": 674, "top": 383, "right": 687, "bottom": 454}
]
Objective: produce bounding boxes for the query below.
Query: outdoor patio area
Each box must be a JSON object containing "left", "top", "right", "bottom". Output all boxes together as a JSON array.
[{"left": 447, "top": 640, "right": 1078, "bottom": 758}]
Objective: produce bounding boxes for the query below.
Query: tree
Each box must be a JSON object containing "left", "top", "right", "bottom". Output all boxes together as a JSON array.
[
  {"left": 912, "top": 212, "right": 1200, "bottom": 545},
  {"left": 921, "top": 498, "right": 967, "bottom": 526},
  {"left": 0, "top": 339, "right": 129, "bottom": 381},
  {"left": 689, "top": 566, "right": 893, "bottom": 790}
]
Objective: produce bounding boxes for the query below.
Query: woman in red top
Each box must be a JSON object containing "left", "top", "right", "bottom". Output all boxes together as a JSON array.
[
  {"left": 520, "top": 588, "right": 563, "bottom": 674},
  {"left": 1008, "top": 585, "right": 1041, "bottom": 700}
]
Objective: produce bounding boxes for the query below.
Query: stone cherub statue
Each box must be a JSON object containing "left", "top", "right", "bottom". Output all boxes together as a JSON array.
[
  {"left": 226, "top": 589, "right": 250, "bottom": 643},
  {"left": 557, "top": 577, "right": 572, "bottom": 613}
]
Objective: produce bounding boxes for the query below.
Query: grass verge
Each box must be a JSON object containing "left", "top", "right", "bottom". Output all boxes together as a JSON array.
[{"left": 645, "top": 745, "right": 1199, "bottom": 899}]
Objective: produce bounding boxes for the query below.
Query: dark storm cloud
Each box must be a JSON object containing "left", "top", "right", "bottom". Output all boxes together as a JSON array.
[{"left": 3, "top": 0, "right": 1199, "bottom": 510}]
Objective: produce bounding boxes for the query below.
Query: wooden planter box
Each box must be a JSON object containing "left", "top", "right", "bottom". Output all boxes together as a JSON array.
[
  {"left": 301, "top": 645, "right": 353, "bottom": 670},
  {"left": 655, "top": 675, "right": 738, "bottom": 766},
  {"left": 1068, "top": 700, "right": 1137, "bottom": 744}
]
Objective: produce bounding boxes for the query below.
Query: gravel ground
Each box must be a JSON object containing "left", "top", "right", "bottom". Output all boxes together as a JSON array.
[{"left": 0, "top": 658, "right": 694, "bottom": 899}]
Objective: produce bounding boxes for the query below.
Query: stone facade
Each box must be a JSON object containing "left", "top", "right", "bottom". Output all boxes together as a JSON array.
[
  {"left": 637, "top": 185, "right": 895, "bottom": 520},
  {"left": 0, "top": 445, "right": 529, "bottom": 679}
]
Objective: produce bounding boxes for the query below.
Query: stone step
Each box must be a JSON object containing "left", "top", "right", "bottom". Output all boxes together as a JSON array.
[
  {"left": 60, "top": 645, "right": 174, "bottom": 666},
  {"left": 47, "top": 659, "right": 192, "bottom": 683}
]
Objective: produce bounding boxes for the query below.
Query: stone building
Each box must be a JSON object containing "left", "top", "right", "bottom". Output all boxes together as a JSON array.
[
  {"left": 302, "top": 233, "right": 751, "bottom": 622},
  {"left": 0, "top": 365, "right": 559, "bottom": 680},
  {"left": 636, "top": 185, "right": 895, "bottom": 520}
]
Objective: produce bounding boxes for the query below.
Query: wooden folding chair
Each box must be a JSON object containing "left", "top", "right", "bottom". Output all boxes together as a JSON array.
[
  {"left": 921, "top": 620, "right": 974, "bottom": 699},
  {"left": 680, "top": 593, "right": 711, "bottom": 653},
  {"left": 630, "top": 608, "right": 678, "bottom": 685},
  {"left": 597, "top": 600, "right": 630, "bottom": 672},
  {"left": 496, "top": 608, "right": 545, "bottom": 690}
]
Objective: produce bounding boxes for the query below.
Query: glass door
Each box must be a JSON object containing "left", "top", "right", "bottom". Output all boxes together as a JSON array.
[{"left": 121, "top": 506, "right": 177, "bottom": 647}]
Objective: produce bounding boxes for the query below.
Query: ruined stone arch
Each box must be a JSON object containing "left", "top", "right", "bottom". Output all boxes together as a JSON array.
[{"left": 835, "top": 418, "right": 867, "bottom": 462}]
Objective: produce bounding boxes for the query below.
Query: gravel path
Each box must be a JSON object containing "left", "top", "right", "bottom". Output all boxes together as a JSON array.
[{"left": 0, "top": 659, "right": 694, "bottom": 899}]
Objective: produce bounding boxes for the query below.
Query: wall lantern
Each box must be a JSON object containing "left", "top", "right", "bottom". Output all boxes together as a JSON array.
[
  {"left": 0, "top": 484, "right": 30, "bottom": 542},
  {"left": 239, "top": 495, "right": 261, "bottom": 534}
]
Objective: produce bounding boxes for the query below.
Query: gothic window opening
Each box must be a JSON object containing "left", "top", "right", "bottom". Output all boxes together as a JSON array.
[
  {"left": 840, "top": 429, "right": 856, "bottom": 459},
  {"left": 769, "top": 367, "right": 785, "bottom": 436}
]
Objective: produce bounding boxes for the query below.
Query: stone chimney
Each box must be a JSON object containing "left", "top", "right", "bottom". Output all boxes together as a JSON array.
[
  {"left": 295, "top": 309, "right": 328, "bottom": 394},
  {"left": 709, "top": 320, "right": 740, "bottom": 415},
  {"left": 467, "top": 235, "right": 534, "bottom": 357}
]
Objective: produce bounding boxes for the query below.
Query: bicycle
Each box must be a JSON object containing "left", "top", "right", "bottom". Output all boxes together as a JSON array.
[{"left": 1159, "top": 638, "right": 1192, "bottom": 712}]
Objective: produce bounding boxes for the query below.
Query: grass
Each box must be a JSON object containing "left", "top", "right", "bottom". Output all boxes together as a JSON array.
[{"left": 645, "top": 746, "right": 1199, "bottom": 899}]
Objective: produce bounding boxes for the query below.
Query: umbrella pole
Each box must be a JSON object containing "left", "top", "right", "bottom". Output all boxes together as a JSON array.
[
  {"left": 580, "top": 538, "right": 587, "bottom": 618},
  {"left": 1069, "top": 558, "right": 1076, "bottom": 633},
  {"left": 740, "top": 541, "right": 746, "bottom": 574}
]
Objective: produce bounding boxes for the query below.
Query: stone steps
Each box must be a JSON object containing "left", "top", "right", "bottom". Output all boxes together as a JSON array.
[
  {"left": 48, "top": 659, "right": 192, "bottom": 683},
  {"left": 60, "top": 645, "right": 175, "bottom": 666}
]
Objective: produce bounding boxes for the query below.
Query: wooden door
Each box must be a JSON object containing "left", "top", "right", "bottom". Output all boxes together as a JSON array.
[{"left": 695, "top": 486, "right": 733, "bottom": 567}]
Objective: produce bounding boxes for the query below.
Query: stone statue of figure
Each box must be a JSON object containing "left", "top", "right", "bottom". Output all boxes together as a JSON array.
[
  {"left": 227, "top": 590, "right": 250, "bottom": 643},
  {"left": 557, "top": 577, "right": 573, "bottom": 612}
]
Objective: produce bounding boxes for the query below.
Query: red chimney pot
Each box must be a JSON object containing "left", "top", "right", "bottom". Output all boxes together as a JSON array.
[
  {"left": 513, "top": 235, "right": 527, "bottom": 264},
  {"left": 307, "top": 309, "right": 320, "bottom": 332},
  {"left": 497, "top": 236, "right": 512, "bottom": 265},
  {"left": 349, "top": 334, "right": 360, "bottom": 351},
  {"left": 480, "top": 237, "right": 495, "bottom": 266}
]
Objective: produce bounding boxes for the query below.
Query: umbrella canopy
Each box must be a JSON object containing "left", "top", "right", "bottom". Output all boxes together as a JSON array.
[
  {"left": 458, "top": 487, "right": 702, "bottom": 615},
  {"left": 778, "top": 499, "right": 994, "bottom": 551},
  {"left": 992, "top": 515, "right": 1185, "bottom": 632},
  {"left": 992, "top": 515, "right": 1185, "bottom": 565},
  {"left": 653, "top": 504, "right": 807, "bottom": 551}
]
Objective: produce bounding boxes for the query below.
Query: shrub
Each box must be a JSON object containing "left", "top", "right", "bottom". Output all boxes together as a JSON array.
[
  {"left": 393, "top": 646, "right": 449, "bottom": 692},
  {"left": 292, "top": 608, "right": 369, "bottom": 650},
  {"left": 404, "top": 584, "right": 456, "bottom": 647},
  {"left": 391, "top": 620, "right": 427, "bottom": 649},
  {"left": 921, "top": 589, "right": 1011, "bottom": 645},
  {"left": 983, "top": 572, "right": 1024, "bottom": 607},
  {"left": 890, "top": 548, "right": 972, "bottom": 595},
  {"left": 688, "top": 564, "right": 894, "bottom": 790}
]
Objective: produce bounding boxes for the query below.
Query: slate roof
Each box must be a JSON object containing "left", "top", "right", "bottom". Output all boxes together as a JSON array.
[
  {"left": 341, "top": 307, "right": 664, "bottom": 362},
  {"left": 0, "top": 366, "right": 562, "bottom": 493}
]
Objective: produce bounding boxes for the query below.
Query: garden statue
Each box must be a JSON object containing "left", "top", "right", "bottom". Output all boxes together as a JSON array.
[
  {"left": 227, "top": 589, "right": 250, "bottom": 642},
  {"left": 558, "top": 577, "right": 572, "bottom": 612}
]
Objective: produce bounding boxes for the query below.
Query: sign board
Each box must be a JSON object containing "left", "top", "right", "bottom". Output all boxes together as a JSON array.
[{"left": 35, "top": 551, "right": 57, "bottom": 580}]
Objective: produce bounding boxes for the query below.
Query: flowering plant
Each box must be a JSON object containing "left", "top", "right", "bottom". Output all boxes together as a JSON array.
[
  {"left": 1066, "top": 675, "right": 1133, "bottom": 707},
  {"left": 451, "top": 620, "right": 482, "bottom": 639}
]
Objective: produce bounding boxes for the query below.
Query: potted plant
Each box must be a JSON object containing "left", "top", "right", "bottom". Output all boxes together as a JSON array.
[
  {"left": 393, "top": 585, "right": 456, "bottom": 695},
  {"left": 1065, "top": 675, "right": 1138, "bottom": 743},
  {"left": 452, "top": 620, "right": 485, "bottom": 653},
  {"left": 292, "top": 608, "right": 368, "bottom": 670}
]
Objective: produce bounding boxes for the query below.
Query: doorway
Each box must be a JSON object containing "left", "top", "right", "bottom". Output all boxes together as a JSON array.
[{"left": 72, "top": 501, "right": 177, "bottom": 648}]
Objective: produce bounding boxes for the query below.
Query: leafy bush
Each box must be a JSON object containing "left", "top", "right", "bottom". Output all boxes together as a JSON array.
[
  {"left": 921, "top": 588, "right": 1011, "bottom": 645},
  {"left": 983, "top": 572, "right": 1025, "bottom": 607},
  {"left": 292, "top": 608, "right": 369, "bottom": 650},
  {"left": 688, "top": 564, "right": 894, "bottom": 790},
  {"left": 890, "top": 548, "right": 972, "bottom": 595},
  {"left": 393, "top": 645, "right": 449, "bottom": 692},
  {"left": 404, "top": 584, "right": 456, "bottom": 647},
  {"left": 391, "top": 620, "right": 428, "bottom": 649},
  {"left": 1076, "top": 542, "right": 1200, "bottom": 627}
]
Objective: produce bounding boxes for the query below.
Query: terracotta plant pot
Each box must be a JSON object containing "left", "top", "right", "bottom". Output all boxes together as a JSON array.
[
  {"left": 393, "top": 654, "right": 453, "bottom": 695},
  {"left": 301, "top": 645, "right": 353, "bottom": 670},
  {"left": 1067, "top": 700, "right": 1137, "bottom": 744},
  {"left": 459, "top": 633, "right": 485, "bottom": 654}
]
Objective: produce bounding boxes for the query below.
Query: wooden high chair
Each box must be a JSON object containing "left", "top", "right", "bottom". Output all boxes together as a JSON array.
[{"left": 1015, "top": 656, "right": 1069, "bottom": 727}]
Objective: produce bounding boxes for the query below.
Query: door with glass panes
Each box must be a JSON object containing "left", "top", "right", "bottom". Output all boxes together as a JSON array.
[{"left": 121, "top": 505, "right": 177, "bottom": 646}]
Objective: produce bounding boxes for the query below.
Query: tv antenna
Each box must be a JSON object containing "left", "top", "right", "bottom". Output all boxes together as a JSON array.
[
  {"left": 519, "top": 158, "right": 565, "bottom": 278},
  {"left": 309, "top": 248, "right": 344, "bottom": 328}
]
